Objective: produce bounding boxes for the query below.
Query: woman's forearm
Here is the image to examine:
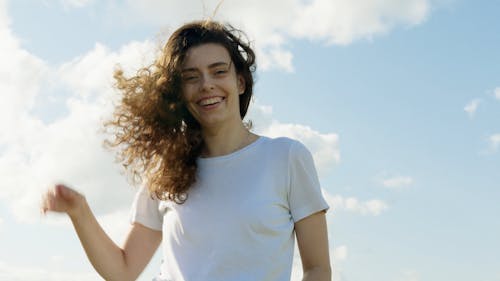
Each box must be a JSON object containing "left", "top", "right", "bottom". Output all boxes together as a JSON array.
[{"left": 69, "top": 200, "right": 131, "bottom": 281}]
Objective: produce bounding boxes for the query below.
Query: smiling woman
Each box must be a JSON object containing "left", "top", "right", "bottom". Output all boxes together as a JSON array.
[{"left": 40, "top": 20, "right": 331, "bottom": 281}]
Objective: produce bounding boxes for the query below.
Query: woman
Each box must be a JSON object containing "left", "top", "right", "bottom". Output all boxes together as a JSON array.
[{"left": 41, "top": 20, "right": 331, "bottom": 281}]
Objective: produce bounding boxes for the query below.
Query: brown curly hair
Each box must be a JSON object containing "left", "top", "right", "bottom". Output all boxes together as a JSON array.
[{"left": 105, "top": 20, "right": 256, "bottom": 203}]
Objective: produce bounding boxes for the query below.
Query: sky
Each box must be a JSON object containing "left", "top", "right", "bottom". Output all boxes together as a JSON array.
[{"left": 0, "top": 0, "right": 499, "bottom": 280}]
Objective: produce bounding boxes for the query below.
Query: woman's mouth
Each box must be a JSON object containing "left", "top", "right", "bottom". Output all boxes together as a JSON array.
[{"left": 198, "top": 96, "right": 225, "bottom": 107}]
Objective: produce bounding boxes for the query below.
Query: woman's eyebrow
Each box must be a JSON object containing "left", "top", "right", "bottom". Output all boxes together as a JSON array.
[
  {"left": 208, "top": 61, "right": 230, "bottom": 69},
  {"left": 181, "top": 61, "right": 230, "bottom": 73}
]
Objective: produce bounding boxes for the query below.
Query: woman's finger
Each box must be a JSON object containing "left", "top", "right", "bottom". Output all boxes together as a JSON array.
[
  {"left": 56, "top": 184, "right": 72, "bottom": 201},
  {"left": 41, "top": 185, "right": 62, "bottom": 213}
]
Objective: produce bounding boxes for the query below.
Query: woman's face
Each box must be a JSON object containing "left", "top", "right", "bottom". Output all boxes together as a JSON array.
[{"left": 180, "top": 43, "right": 245, "bottom": 129}]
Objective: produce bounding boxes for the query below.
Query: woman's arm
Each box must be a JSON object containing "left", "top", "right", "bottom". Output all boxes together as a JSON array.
[
  {"left": 42, "top": 184, "right": 161, "bottom": 281},
  {"left": 295, "top": 210, "right": 332, "bottom": 281}
]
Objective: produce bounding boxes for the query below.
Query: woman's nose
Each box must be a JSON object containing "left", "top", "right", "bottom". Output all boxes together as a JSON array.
[{"left": 200, "top": 74, "right": 215, "bottom": 91}]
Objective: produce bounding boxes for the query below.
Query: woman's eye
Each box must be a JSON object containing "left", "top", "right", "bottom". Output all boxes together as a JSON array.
[
  {"left": 183, "top": 75, "right": 199, "bottom": 82},
  {"left": 215, "top": 69, "right": 228, "bottom": 75}
]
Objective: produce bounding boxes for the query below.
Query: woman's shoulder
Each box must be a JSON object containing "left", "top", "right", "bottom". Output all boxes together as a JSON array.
[{"left": 258, "top": 135, "right": 308, "bottom": 154}]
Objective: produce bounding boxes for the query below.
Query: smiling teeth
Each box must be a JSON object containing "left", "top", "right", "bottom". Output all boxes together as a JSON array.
[{"left": 199, "top": 97, "right": 223, "bottom": 106}]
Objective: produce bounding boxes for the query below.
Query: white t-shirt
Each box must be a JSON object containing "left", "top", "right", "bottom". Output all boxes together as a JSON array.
[{"left": 130, "top": 136, "right": 329, "bottom": 281}]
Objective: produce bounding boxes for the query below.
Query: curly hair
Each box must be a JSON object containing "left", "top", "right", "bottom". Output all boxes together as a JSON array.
[{"left": 105, "top": 20, "right": 256, "bottom": 203}]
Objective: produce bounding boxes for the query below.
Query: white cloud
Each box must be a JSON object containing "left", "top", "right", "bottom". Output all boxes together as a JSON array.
[
  {"left": 110, "top": 0, "right": 432, "bottom": 71},
  {"left": 494, "top": 87, "right": 500, "bottom": 100},
  {"left": 382, "top": 176, "right": 414, "bottom": 189},
  {"left": 0, "top": 0, "right": 7, "bottom": 26},
  {"left": 489, "top": 134, "right": 500, "bottom": 152},
  {"left": 333, "top": 245, "right": 348, "bottom": 262},
  {"left": 259, "top": 47, "right": 294, "bottom": 72},
  {"left": 0, "top": 3, "right": 49, "bottom": 146},
  {"left": 291, "top": 0, "right": 429, "bottom": 45},
  {"left": 464, "top": 99, "right": 481, "bottom": 118},
  {"left": 0, "top": 0, "right": 50, "bottom": 220},
  {"left": 331, "top": 245, "right": 347, "bottom": 281},
  {"left": 0, "top": 16, "right": 156, "bottom": 221},
  {"left": 57, "top": 40, "right": 157, "bottom": 101},
  {"left": 323, "top": 189, "right": 389, "bottom": 216}
]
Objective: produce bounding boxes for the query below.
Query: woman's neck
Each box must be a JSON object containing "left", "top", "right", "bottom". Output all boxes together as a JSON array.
[{"left": 200, "top": 121, "right": 257, "bottom": 158}]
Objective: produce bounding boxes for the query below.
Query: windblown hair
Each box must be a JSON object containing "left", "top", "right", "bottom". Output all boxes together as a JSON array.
[{"left": 105, "top": 20, "right": 256, "bottom": 203}]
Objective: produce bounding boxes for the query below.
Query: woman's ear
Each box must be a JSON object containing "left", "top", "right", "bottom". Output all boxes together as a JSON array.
[{"left": 237, "top": 75, "right": 245, "bottom": 95}]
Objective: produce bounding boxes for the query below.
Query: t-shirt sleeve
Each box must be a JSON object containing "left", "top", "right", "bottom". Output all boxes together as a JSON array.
[
  {"left": 288, "top": 140, "right": 330, "bottom": 223},
  {"left": 129, "top": 186, "right": 163, "bottom": 231}
]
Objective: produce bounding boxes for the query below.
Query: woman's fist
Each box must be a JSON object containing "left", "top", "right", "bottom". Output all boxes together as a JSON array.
[{"left": 41, "top": 184, "right": 86, "bottom": 217}]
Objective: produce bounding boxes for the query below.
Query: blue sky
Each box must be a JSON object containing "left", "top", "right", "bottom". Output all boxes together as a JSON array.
[{"left": 0, "top": 0, "right": 499, "bottom": 280}]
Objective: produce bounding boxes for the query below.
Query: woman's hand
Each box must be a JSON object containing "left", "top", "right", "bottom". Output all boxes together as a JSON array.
[{"left": 41, "top": 184, "right": 86, "bottom": 218}]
